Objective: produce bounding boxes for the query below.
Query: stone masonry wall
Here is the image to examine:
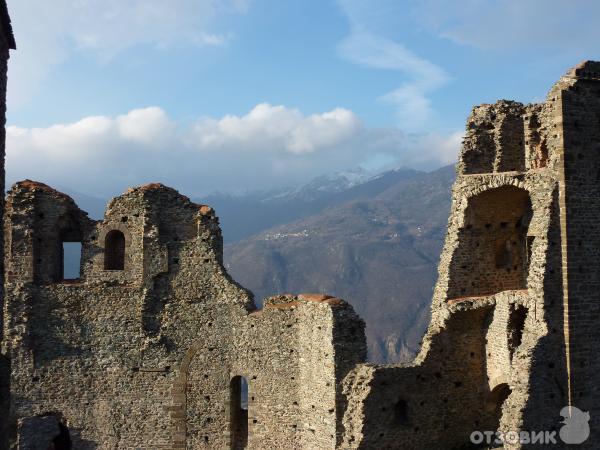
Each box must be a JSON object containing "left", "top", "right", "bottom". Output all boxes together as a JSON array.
[
  {"left": 1, "top": 14, "right": 599, "bottom": 447},
  {"left": 548, "top": 61, "right": 600, "bottom": 447},
  {"left": 2, "top": 181, "right": 366, "bottom": 449},
  {"left": 340, "top": 63, "right": 600, "bottom": 449},
  {"left": 0, "top": 3, "right": 15, "bottom": 447}
]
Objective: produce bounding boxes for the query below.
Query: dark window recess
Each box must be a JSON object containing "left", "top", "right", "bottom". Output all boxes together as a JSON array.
[
  {"left": 393, "top": 399, "right": 409, "bottom": 426},
  {"left": 104, "top": 230, "right": 126, "bottom": 270},
  {"left": 508, "top": 304, "right": 528, "bottom": 359},
  {"left": 495, "top": 240, "right": 512, "bottom": 269},
  {"left": 486, "top": 383, "right": 512, "bottom": 431},
  {"left": 53, "top": 423, "right": 72, "bottom": 450},
  {"left": 231, "top": 375, "right": 249, "bottom": 449}
]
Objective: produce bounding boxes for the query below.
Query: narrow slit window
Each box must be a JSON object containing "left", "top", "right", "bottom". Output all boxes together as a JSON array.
[
  {"left": 62, "top": 242, "right": 82, "bottom": 280},
  {"left": 230, "top": 376, "right": 248, "bottom": 449},
  {"left": 526, "top": 236, "right": 535, "bottom": 264},
  {"left": 393, "top": 399, "right": 409, "bottom": 426},
  {"left": 508, "top": 304, "right": 528, "bottom": 360},
  {"left": 104, "top": 230, "right": 126, "bottom": 270}
]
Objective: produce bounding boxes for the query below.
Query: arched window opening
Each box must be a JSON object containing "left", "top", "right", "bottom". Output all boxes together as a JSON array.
[
  {"left": 230, "top": 376, "right": 248, "bottom": 450},
  {"left": 19, "top": 414, "right": 72, "bottom": 450},
  {"left": 508, "top": 304, "right": 528, "bottom": 360},
  {"left": 104, "top": 230, "right": 125, "bottom": 270}
]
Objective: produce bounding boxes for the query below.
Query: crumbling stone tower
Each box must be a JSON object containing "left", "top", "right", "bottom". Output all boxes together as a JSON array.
[
  {"left": 0, "top": 1, "right": 15, "bottom": 447},
  {"left": 339, "top": 62, "right": 600, "bottom": 449},
  {"left": 0, "top": 0, "right": 14, "bottom": 293}
]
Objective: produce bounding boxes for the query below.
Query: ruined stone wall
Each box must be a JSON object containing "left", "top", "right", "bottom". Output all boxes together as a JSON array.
[
  {"left": 339, "top": 166, "right": 560, "bottom": 448},
  {"left": 339, "top": 63, "right": 600, "bottom": 449},
  {"left": 341, "top": 303, "right": 495, "bottom": 449},
  {"left": 458, "top": 101, "right": 527, "bottom": 175},
  {"left": 297, "top": 295, "right": 366, "bottom": 448},
  {"left": 2, "top": 181, "right": 366, "bottom": 449},
  {"left": 0, "top": 3, "right": 15, "bottom": 447},
  {"left": 546, "top": 62, "right": 600, "bottom": 446},
  {"left": 1, "top": 17, "right": 599, "bottom": 447}
]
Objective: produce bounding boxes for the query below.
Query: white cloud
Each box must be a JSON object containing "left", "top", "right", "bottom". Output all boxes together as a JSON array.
[
  {"left": 409, "top": 131, "right": 463, "bottom": 167},
  {"left": 6, "top": 104, "right": 458, "bottom": 198},
  {"left": 7, "top": 0, "right": 248, "bottom": 107},
  {"left": 192, "top": 103, "right": 362, "bottom": 154},
  {"left": 117, "top": 107, "right": 176, "bottom": 147},
  {"left": 337, "top": 11, "right": 449, "bottom": 132}
]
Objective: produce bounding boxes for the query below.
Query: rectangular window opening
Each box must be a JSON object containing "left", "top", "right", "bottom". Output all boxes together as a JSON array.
[
  {"left": 62, "top": 242, "right": 82, "bottom": 280},
  {"left": 526, "top": 236, "right": 535, "bottom": 263},
  {"left": 230, "top": 376, "right": 249, "bottom": 449}
]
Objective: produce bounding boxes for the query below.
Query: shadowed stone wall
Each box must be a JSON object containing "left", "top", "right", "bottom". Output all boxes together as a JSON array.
[
  {"left": 0, "top": 2, "right": 15, "bottom": 448},
  {"left": 339, "top": 62, "right": 600, "bottom": 450}
]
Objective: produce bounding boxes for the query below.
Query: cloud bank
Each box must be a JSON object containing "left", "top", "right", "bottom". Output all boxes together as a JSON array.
[{"left": 6, "top": 105, "right": 460, "bottom": 198}]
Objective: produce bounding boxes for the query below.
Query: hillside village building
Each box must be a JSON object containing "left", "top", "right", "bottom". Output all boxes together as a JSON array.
[{"left": 0, "top": 4, "right": 599, "bottom": 449}]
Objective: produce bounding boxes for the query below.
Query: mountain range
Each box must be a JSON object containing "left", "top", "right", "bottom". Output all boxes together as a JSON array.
[
  {"left": 208, "top": 165, "right": 455, "bottom": 362},
  {"left": 61, "top": 164, "right": 456, "bottom": 363}
]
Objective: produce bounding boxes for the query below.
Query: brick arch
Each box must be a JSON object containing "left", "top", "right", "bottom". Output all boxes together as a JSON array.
[
  {"left": 489, "top": 374, "right": 510, "bottom": 393},
  {"left": 456, "top": 178, "right": 529, "bottom": 229},
  {"left": 464, "top": 178, "right": 527, "bottom": 198},
  {"left": 170, "top": 342, "right": 237, "bottom": 448},
  {"left": 169, "top": 343, "right": 202, "bottom": 447},
  {"left": 97, "top": 223, "right": 132, "bottom": 249}
]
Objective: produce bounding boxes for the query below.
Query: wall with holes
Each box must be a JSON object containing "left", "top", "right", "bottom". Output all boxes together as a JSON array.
[
  {"left": 338, "top": 63, "right": 600, "bottom": 449},
  {"left": 1, "top": 181, "right": 366, "bottom": 449},
  {"left": 4, "top": 60, "right": 600, "bottom": 450}
]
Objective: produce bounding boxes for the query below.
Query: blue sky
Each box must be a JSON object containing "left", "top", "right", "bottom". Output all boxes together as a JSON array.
[{"left": 5, "top": 0, "right": 600, "bottom": 198}]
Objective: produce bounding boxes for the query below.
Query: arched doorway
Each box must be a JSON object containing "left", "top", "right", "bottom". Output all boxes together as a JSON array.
[{"left": 486, "top": 383, "right": 512, "bottom": 431}]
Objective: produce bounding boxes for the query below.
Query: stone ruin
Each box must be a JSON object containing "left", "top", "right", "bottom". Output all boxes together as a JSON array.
[
  {"left": 1, "top": 181, "right": 365, "bottom": 449},
  {"left": 0, "top": 5, "right": 600, "bottom": 450}
]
